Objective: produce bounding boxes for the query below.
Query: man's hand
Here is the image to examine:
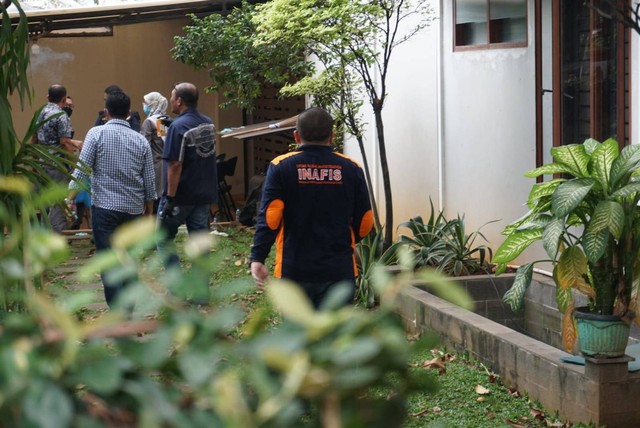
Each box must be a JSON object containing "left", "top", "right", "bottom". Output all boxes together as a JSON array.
[
  {"left": 160, "top": 196, "right": 178, "bottom": 218},
  {"left": 250, "top": 261, "right": 269, "bottom": 289}
]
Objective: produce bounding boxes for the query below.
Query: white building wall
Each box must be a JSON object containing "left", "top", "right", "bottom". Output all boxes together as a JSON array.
[
  {"left": 439, "top": 0, "right": 542, "bottom": 262},
  {"left": 343, "top": 1, "right": 441, "bottom": 236}
]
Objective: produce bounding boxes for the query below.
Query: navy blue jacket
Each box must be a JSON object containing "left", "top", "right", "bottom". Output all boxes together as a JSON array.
[{"left": 250, "top": 144, "right": 373, "bottom": 282}]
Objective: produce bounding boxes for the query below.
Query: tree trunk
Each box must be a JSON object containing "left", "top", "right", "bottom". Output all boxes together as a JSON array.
[
  {"left": 373, "top": 107, "right": 393, "bottom": 248},
  {"left": 356, "top": 134, "right": 382, "bottom": 232}
]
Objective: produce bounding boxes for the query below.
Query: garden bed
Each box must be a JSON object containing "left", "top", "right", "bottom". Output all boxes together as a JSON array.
[{"left": 393, "top": 273, "right": 640, "bottom": 428}]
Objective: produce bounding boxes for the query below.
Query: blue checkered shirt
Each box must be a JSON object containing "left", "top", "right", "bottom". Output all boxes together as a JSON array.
[{"left": 70, "top": 119, "right": 156, "bottom": 214}]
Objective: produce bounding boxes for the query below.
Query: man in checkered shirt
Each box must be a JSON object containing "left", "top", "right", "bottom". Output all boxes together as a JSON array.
[{"left": 68, "top": 91, "right": 156, "bottom": 308}]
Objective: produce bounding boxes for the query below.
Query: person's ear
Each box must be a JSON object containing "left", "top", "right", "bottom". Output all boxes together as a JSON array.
[
  {"left": 293, "top": 130, "right": 302, "bottom": 144},
  {"left": 328, "top": 131, "right": 335, "bottom": 145}
]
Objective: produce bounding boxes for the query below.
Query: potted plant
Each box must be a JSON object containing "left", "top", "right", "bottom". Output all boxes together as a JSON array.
[{"left": 493, "top": 138, "right": 640, "bottom": 357}]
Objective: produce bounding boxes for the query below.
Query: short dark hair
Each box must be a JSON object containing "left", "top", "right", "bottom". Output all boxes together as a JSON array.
[
  {"left": 105, "top": 91, "right": 131, "bottom": 119},
  {"left": 104, "top": 84, "right": 123, "bottom": 95},
  {"left": 173, "top": 82, "right": 198, "bottom": 108},
  {"left": 48, "top": 84, "right": 67, "bottom": 103},
  {"left": 296, "top": 107, "right": 334, "bottom": 143}
]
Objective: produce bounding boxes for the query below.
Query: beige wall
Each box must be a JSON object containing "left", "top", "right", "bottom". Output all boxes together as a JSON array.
[{"left": 11, "top": 18, "right": 246, "bottom": 199}]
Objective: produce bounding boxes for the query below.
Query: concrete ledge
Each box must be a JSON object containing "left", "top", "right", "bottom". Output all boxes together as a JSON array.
[{"left": 394, "top": 277, "right": 640, "bottom": 428}]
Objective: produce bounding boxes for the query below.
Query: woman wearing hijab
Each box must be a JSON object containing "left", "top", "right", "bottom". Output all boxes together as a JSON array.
[{"left": 140, "top": 92, "right": 171, "bottom": 212}]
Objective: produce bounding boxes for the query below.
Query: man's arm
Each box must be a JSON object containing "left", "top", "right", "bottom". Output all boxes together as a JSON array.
[
  {"left": 59, "top": 137, "right": 83, "bottom": 153},
  {"left": 166, "top": 160, "right": 183, "bottom": 197}
]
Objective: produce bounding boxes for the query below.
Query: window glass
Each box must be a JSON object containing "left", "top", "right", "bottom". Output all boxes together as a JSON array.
[
  {"left": 456, "top": 0, "right": 488, "bottom": 46},
  {"left": 489, "top": 0, "right": 527, "bottom": 43},
  {"left": 455, "top": 0, "right": 527, "bottom": 49}
]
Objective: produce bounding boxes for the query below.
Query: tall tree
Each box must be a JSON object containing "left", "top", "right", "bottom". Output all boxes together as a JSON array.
[{"left": 173, "top": 0, "right": 434, "bottom": 247}]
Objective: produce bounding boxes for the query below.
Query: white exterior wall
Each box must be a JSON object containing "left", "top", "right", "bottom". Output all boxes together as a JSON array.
[
  {"left": 345, "top": 0, "right": 546, "bottom": 264},
  {"left": 440, "top": 0, "right": 540, "bottom": 261},
  {"left": 344, "top": 1, "right": 441, "bottom": 236}
]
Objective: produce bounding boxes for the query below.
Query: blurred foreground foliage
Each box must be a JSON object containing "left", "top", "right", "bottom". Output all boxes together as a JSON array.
[{"left": 0, "top": 208, "right": 449, "bottom": 427}]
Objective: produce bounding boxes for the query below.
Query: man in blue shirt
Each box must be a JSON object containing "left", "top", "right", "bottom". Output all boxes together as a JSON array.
[
  {"left": 157, "top": 82, "right": 218, "bottom": 303},
  {"left": 68, "top": 91, "right": 156, "bottom": 308}
]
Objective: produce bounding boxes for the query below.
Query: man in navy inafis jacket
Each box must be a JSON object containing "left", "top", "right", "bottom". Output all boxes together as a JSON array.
[{"left": 249, "top": 107, "right": 374, "bottom": 308}]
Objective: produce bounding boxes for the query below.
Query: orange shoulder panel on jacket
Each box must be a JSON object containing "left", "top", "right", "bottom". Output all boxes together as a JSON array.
[
  {"left": 334, "top": 152, "right": 362, "bottom": 168},
  {"left": 359, "top": 210, "right": 374, "bottom": 238},
  {"left": 266, "top": 199, "right": 285, "bottom": 230},
  {"left": 270, "top": 151, "right": 301, "bottom": 166}
]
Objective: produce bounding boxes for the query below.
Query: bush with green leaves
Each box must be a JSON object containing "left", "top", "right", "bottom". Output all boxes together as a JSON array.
[
  {"left": 0, "top": 207, "right": 454, "bottom": 427},
  {"left": 384, "top": 201, "right": 495, "bottom": 276}
]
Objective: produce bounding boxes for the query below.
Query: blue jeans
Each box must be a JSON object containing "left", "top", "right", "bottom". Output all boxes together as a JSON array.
[
  {"left": 156, "top": 198, "right": 211, "bottom": 303},
  {"left": 91, "top": 206, "right": 141, "bottom": 307},
  {"left": 156, "top": 198, "right": 211, "bottom": 266}
]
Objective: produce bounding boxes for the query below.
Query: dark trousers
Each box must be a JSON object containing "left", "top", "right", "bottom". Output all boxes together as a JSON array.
[
  {"left": 296, "top": 279, "right": 356, "bottom": 309},
  {"left": 92, "top": 206, "right": 140, "bottom": 307}
]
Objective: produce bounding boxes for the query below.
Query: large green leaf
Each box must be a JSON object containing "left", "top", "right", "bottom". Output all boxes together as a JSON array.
[
  {"left": 527, "top": 179, "right": 564, "bottom": 205},
  {"left": 525, "top": 163, "right": 576, "bottom": 178},
  {"left": 24, "top": 381, "right": 73, "bottom": 428},
  {"left": 556, "top": 246, "right": 588, "bottom": 290},
  {"left": 610, "top": 181, "right": 640, "bottom": 199},
  {"left": 493, "top": 229, "right": 543, "bottom": 264},
  {"left": 555, "top": 282, "right": 574, "bottom": 313},
  {"left": 589, "top": 138, "right": 618, "bottom": 191},
  {"left": 75, "top": 354, "right": 126, "bottom": 394},
  {"left": 587, "top": 200, "right": 624, "bottom": 239},
  {"left": 611, "top": 143, "right": 640, "bottom": 188},
  {"left": 583, "top": 227, "right": 609, "bottom": 263},
  {"left": 502, "top": 263, "right": 533, "bottom": 312},
  {"left": 551, "top": 178, "right": 595, "bottom": 218},
  {"left": 582, "top": 137, "right": 600, "bottom": 155},
  {"left": 542, "top": 217, "right": 565, "bottom": 259},
  {"left": 550, "top": 144, "right": 590, "bottom": 177}
]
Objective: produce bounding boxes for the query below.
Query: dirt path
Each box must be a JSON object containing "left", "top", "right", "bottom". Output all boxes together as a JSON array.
[{"left": 47, "top": 233, "right": 108, "bottom": 315}]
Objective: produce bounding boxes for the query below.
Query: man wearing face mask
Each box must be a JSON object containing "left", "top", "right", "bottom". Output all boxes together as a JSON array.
[{"left": 34, "top": 84, "right": 83, "bottom": 233}]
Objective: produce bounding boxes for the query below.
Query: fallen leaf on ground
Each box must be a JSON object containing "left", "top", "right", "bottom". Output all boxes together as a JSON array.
[{"left": 475, "top": 384, "right": 490, "bottom": 395}]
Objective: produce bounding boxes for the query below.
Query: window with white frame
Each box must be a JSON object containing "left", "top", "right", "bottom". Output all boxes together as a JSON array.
[{"left": 454, "top": 0, "right": 527, "bottom": 49}]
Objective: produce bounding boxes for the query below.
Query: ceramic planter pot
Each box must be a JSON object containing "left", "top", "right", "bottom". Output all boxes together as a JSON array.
[{"left": 574, "top": 306, "right": 630, "bottom": 358}]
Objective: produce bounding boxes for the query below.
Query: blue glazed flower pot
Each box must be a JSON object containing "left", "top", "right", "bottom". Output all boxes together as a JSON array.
[{"left": 574, "top": 306, "right": 630, "bottom": 358}]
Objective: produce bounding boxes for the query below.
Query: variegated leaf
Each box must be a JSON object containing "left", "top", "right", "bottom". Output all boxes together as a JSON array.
[
  {"left": 611, "top": 143, "right": 640, "bottom": 188},
  {"left": 550, "top": 144, "right": 590, "bottom": 177},
  {"left": 583, "top": 227, "right": 609, "bottom": 263},
  {"left": 562, "top": 304, "right": 577, "bottom": 353},
  {"left": 582, "top": 138, "right": 600, "bottom": 155},
  {"left": 517, "top": 213, "right": 553, "bottom": 231},
  {"left": 610, "top": 182, "right": 640, "bottom": 199},
  {"left": 556, "top": 246, "right": 589, "bottom": 290},
  {"left": 590, "top": 138, "right": 618, "bottom": 191},
  {"left": 524, "top": 163, "right": 574, "bottom": 178},
  {"left": 502, "top": 263, "right": 533, "bottom": 313},
  {"left": 574, "top": 280, "right": 596, "bottom": 299},
  {"left": 493, "top": 229, "right": 543, "bottom": 264},
  {"left": 527, "top": 179, "right": 564, "bottom": 205},
  {"left": 555, "top": 275, "right": 573, "bottom": 313},
  {"left": 588, "top": 200, "right": 624, "bottom": 238},
  {"left": 494, "top": 263, "right": 507, "bottom": 276},
  {"left": 542, "top": 218, "right": 564, "bottom": 260},
  {"left": 552, "top": 178, "right": 595, "bottom": 218}
]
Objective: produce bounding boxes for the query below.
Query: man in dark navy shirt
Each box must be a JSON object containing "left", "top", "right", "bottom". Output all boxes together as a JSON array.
[
  {"left": 250, "top": 107, "right": 374, "bottom": 309},
  {"left": 156, "top": 82, "right": 217, "bottom": 303}
]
